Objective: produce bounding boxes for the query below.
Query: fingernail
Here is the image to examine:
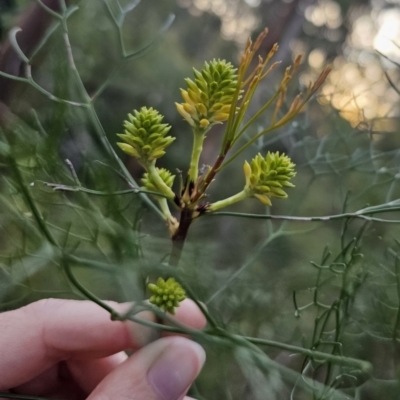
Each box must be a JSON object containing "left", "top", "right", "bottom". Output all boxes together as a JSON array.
[{"left": 148, "top": 338, "right": 206, "bottom": 400}]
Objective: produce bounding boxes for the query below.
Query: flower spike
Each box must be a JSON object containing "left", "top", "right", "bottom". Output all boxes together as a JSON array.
[
  {"left": 117, "top": 107, "right": 175, "bottom": 165},
  {"left": 244, "top": 152, "right": 296, "bottom": 205},
  {"left": 148, "top": 277, "right": 186, "bottom": 314},
  {"left": 141, "top": 168, "right": 175, "bottom": 193},
  {"left": 176, "top": 59, "right": 239, "bottom": 131}
]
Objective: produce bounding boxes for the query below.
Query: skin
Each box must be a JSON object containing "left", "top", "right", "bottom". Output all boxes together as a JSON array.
[{"left": 0, "top": 298, "right": 207, "bottom": 400}]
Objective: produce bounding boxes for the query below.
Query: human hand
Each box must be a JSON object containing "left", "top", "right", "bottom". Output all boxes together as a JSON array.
[{"left": 0, "top": 298, "right": 206, "bottom": 399}]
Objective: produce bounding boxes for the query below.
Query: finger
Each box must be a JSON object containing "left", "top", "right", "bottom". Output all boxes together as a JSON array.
[
  {"left": 10, "top": 363, "right": 86, "bottom": 399},
  {"left": 69, "top": 298, "right": 208, "bottom": 394},
  {"left": 0, "top": 299, "right": 140, "bottom": 390},
  {"left": 0, "top": 298, "right": 206, "bottom": 390},
  {"left": 168, "top": 299, "right": 207, "bottom": 331},
  {"left": 88, "top": 337, "right": 205, "bottom": 400},
  {"left": 11, "top": 353, "right": 128, "bottom": 398},
  {"left": 67, "top": 352, "right": 128, "bottom": 393}
]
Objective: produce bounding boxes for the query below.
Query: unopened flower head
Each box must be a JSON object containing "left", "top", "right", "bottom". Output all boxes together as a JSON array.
[
  {"left": 117, "top": 107, "right": 175, "bottom": 165},
  {"left": 141, "top": 168, "right": 175, "bottom": 193},
  {"left": 243, "top": 152, "right": 296, "bottom": 205},
  {"left": 148, "top": 277, "right": 186, "bottom": 314},
  {"left": 176, "top": 59, "right": 238, "bottom": 131}
]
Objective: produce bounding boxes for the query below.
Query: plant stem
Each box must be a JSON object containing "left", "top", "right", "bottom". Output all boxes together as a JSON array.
[
  {"left": 394, "top": 256, "right": 400, "bottom": 340},
  {"left": 156, "top": 198, "right": 179, "bottom": 236},
  {"left": 168, "top": 143, "right": 235, "bottom": 263},
  {"left": 239, "top": 335, "right": 371, "bottom": 373},
  {"left": 41, "top": 181, "right": 170, "bottom": 199},
  {"left": 169, "top": 208, "right": 193, "bottom": 266},
  {"left": 208, "top": 190, "right": 248, "bottom": 211},
  {"left": 220, "top": 113, "right": 299, "bottom": 171},
  {"left": 195, "top": 153, "right": 226, "bottom": 201},
  {"left": 9, "top": 154, "right": 122, "bottom": 319},
  {"left": 86, "top": 103, "right": 163, "bottom": 216},
  {"left": 147, "top": 161, "right": 175, "bottom": 200},
  {"left": 9, "top": 157, "right": 57, "bottom": 246},
  {"left": 207, "top": 229, "right": 284, "bottom": 304},
  {"left": 205, "top": 208, "right": 400, "bottom": 223},
  {"left": 188, "top": 129, "right": 205, "bottom": 182},
  {"left": 232, "top": 89, "right": 281, "bottom": 145},
  {"left": 121, "top": 309, "right": 372, "bottom": 373},
  {"left": 63, "top": 258, "right": 122, "bottom": 319},
  {"left": 58, "top": 12, "right": 164, "bottom": 218},
  {"left": 158, "top": 198, "right": 173, "bottom": 220}
]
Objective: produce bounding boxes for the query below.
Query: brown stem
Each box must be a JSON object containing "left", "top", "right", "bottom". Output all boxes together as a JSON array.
[
  {"left": 169, "top": 142, "right": 232, "bottom": 265},
  {"left": 169, "top": 208, "right": 193, "bottom": 266},
  {"left": 194, "top": 153, "right": 226, "bottom": 202},
  {"left": 168, "top": 153, "right": 226, "bottom": 265}
]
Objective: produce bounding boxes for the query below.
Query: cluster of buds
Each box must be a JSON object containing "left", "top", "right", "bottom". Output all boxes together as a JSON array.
[
  {"left": 207, "top": 151, "right": 296, "bottom": 211},
  {"left": 243, "top": 152, "right": 296, "bottom": 205},
  {"left": 176, "top": 59, "right": 238, "bottom": 131},
  {"left": 117, "top": 107, "right": 175, "bottom": 166},
  {"left": 141, "top": 168, "right": 175, "bottom": 193},
  {"left": 141, "top": 167, "right": 178, "bottom": 236},
  {"left": 148, "top": 277, "right": 186, "bottom": 314}
]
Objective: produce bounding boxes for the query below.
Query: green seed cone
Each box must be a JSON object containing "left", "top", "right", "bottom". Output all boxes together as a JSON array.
[
  {"left": 244, "top": 152, "right": 296, "bottom": 205},
  {"left": 148, "top": 277, "right": 186, "bottom": 315},
  {"left": 141, "top": 168, "right": 175, "bottom": 193},
  {"left": 117, "top": 107, "right": 175, "bottom": 164},
  {"left": 176, "top": 59, "right": 238, "bottom": 130}
]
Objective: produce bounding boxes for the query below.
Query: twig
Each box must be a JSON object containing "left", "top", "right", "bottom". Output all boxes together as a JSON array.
[
  {"left": 206, "top": 228, "right": 285, "bottom": 304},
  {"left": 63, "top": 259, "right": 122, "bottom": 319},
  {"left": 121, "top": 305, "right": 371, "bottom": 372},
  {"left": 207, "top": 206, "right": 400, "bottom": 223},
  {"left": 40, "top": 181, "right": 169, "bottom": 199}
]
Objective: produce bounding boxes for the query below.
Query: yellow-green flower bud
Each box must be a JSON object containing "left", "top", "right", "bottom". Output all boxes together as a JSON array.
[
  {"left": 244, "top": 152, "right": 296, "bottom": 205},
  {"left": 176, "top": 59, "right": 238, "bottom": 130},
  {"left": 148, "top": 277, "right": 186, "bottom": 314},
  {"left": 141, "top": 168, "right": 175, "bottom": 193},
  {"left": 117, "top": 107, "right": 175, "bottom": 165}
]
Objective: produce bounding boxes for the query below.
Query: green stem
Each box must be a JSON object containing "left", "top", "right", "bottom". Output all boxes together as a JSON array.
[
  {"left": 207, "top": 228, "right": 284, "bottom": 304},
  {"left": 9, "top": 157, "right": 57, "bottom": 246},
  {"left": 232, "top": 89, "right": 281, "bottom": 145},
  {"left": 63, "top": 258, "right": 122, "bottom": 319},
  {"left": 208, "top": 190, "right": 248, "bottom": 211},
  {"left": 42, "top": 181, "right": 170, "bottom": 199},
  {"left": 240, "top": 335, "right": 371, "bottom": 373},
  {"left": 86, "top": 104, "right": 163, "bottom": 217},
  {"left": 157, "top": 198, "right": 173, "bottom": 220},
  {"left": 120, "top": 310, "right": 371, "bottom": 373},
  {"left": 394, "top": 257, "right": 400, "bottom": 340},
  {"left": 59, "top": 11, "right": 164, "bottom": 219},
  {"left": 147, "top": 162, "right": 175, "bottom": 200},
  {"left": 221, "top": 59, "right": 248, "bottom": 150},
  {"left": 220, "top": 112, "right": 298, "bottom": 171},
  {"left": 188, "top": 129, "right": 205, "bottom": 182},
  {"left": 205, "top": 205, "right": 400, "bottom": 223},
  {"left": 34, "top": 0, "right": 62, "bottom": 19},
  {"left": 9, "top": 153, "right": 122, "bottom": 321}
]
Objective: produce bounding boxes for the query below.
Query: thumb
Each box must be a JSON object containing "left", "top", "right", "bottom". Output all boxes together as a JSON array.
[{"left": 87, "top": 337, "right": 205, "bottom": 400}]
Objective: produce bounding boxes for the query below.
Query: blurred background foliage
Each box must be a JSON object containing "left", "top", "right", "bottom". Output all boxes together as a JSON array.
[{"left": 1, "top": 0, "right": 400, "bottom": 399}]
